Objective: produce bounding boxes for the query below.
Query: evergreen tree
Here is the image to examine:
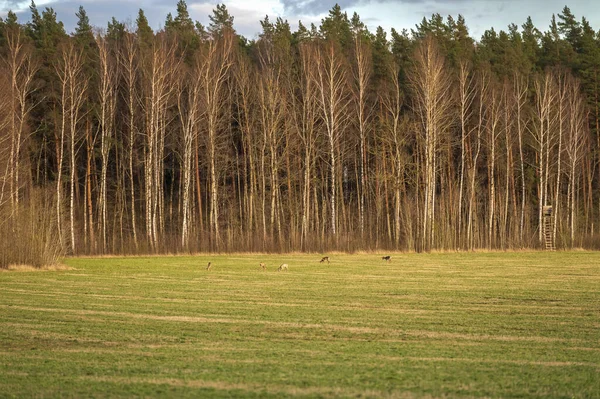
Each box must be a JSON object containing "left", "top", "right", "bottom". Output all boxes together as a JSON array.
[
  {"left": 578, "top": 17, "right": 600, "bottom": 139},
  {"left": 448, "top": 14, "right": 474, "bottom": 67},
  {"left": 540, "top": 14, "right": 564, "bottom": 67},
  {"left": 319, "top": 4, "right": 352, "bottom": 50},
  {"left": 136, "top": 9, "right": 154, "bottom": 49},
  {"left": 521, "top": 16, "right": 541, "bottom": 71},
  {"left": 4, "top": 10, "right": 19, "bottom": 28},
  {"left": 390, "top": 27, "right": 412, "bottom": 69},
  {"left": 166, "top": 0, "right": 199, "bottom": 63},
  {"left": 293, "top": 20, "right": 310, "bottom": 44},
  {"left": 165, "top": 13, "right": 174, "bottom": 30},
  {"left": 107, "top": 17, "right": 125, "bottom": 42},
  {"left": 74, "top": 5, "right": 98, "bottom": 86},
  {"left": 371, "top": 26, "right": 389, "bottom": 84},
  {"left": 557, "top": 6, "right": 581, "bottom": 47},
  {"left": 208, "top": 3, "right": 235, "bottom": 37},
  {"left": 25, "top": 3, "right": 68, "bottom": 186}
]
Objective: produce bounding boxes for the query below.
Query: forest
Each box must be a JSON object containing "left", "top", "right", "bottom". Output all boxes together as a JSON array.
[{"left": 1, "top": 1, "right": 599, "bottom": 263}]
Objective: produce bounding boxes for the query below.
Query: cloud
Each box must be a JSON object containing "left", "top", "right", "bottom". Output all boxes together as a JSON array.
[
  {"left": 2, "top": 0, "right": 26, "bottom": 8},
  {"left": 278, "top": 0, "right": 495, "bottom": 16},
  {"left": 281, "top": 0, "right": 368, "bottom": 15}
]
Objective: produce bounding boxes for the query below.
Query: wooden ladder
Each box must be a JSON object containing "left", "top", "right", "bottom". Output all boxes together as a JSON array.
[{"left": 543, "top": 216, "right": 554, "bottom": 251}]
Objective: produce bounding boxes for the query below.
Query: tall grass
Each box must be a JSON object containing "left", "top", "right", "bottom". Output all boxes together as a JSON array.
[{"left": 0, "top": 190, "right": 64, "bottom": 268}]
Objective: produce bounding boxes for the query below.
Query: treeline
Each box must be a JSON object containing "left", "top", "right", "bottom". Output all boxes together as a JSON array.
[{"left": 1, "top": 1, "right": 599, "bottom": 257}]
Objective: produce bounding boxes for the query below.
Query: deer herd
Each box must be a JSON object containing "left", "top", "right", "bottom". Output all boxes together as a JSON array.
[{"left": 204, "top": 256, "right": 392, "bottom": 271}]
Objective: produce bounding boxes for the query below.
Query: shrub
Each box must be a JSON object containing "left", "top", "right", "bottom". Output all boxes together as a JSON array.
[{"left": 0, "top": 190, "right": 64, "bottom": 269}]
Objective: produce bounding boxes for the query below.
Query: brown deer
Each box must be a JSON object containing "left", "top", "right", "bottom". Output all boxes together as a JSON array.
[
  {"left": 260, "top": 262, "right": 266, "bottom": 271},
  {"left": 277, "top": 263, "right": 288, "bottom": 272},
  {"left": 206, "top": 262, "right": 212, "bottom": 270},
  {"left": 320, "top": 256, "right": 330, "bottom": 264}
]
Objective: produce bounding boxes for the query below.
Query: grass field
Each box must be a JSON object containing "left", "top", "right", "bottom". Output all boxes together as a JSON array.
[{"left": 1, "top": 252, "right": 599, "bottom": 398}]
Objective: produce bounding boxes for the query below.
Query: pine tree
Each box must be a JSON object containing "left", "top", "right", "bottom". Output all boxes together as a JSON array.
[
  {"left": 166, "top": 0, "right": 199, "bottom": 63},
  {"left": 25, "top": 3, "right": 67, "bottom": 187},
  {"left": 371, "top": 26, "right": 389, "bottom": 85},
  {"left": 136, "top": 9, "right": 154, "bottom": 48},
  {"left": 521, "top": 16, "right": 541, "bottom": 71},
  {"left": 107, "top": 17, "right": 125, "bottom": 42},
  {"left": 578, "top": 18, "right": 600, "bottom": 142},
  {"left": 208, "top": 4, "right": 235, "bottom": 37},
  {"left": 319, "top": 4, "right": 352, "bottom": 50}
]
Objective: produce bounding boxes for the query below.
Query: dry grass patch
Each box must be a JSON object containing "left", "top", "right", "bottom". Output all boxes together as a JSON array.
[{"left": 1, "top": 264, "right": 71, "bottom": 272}]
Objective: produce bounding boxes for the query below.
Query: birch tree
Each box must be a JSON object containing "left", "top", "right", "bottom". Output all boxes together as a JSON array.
[
  {"left": 314, "top": 40, "right": 350, "bottom": 237},
  {"left": 96, "top": 34, "right": 117, "bottom": 252},
  {"left": 55, "top": 41, "right": 87, "bottom": 253},
  {"left": 409, "top": 36, "right": 453, "bottom": 251},
  {"left": 198, "top": 30, "right": 234, "bottom": 249},
  {"left": 177, "top": 55, "right": 202, "bottom": 250},
  {"left": 565, "top": 76, "right": 587, "bottom": 245},
  {"left": 351, "top": 22, "right": 372, "bottom": 238},
  {"left": 2, "top": 27, "right": 38, "bottom": 213},
  {"left": 533, "top": 72, "right": 558, "bottom": 244},
  {"left": 381, "top": 58, "right": 406, "bottom": 248},
  {"left": 457, "top": 60, "right": 475, "bottom": 248},
  {"left": 140, "top": 35, "right": 178, "bottom": 250},
  {"left": 295, "top": 42, "right": 320, "bottom": 249},
  {"left": 120, "top": 30, "right": 140, "bottom": 249}
]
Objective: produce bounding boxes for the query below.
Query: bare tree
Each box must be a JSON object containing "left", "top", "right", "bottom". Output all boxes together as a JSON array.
[
  {"left": 177, "top": 55, "right": 202, "bottom": 250},
  {"left": 198, "top": 30, "right": 234, "bottom": 249},
  {"left": 564, "top": 76, "right": 587, "bottom": 245},
  {"left": 467, "top": 67, "right": 489, "bottom": 250},
  {"left": 233, "top": 51, "right": 257, "bottom": 243},
  {"left": 0, "top": 66, "right": 12, "bottom": 209},
  {"left": 96, "top": 34, "right": 117, "bottom": 253},
  {"left": 533, "top": 72, "right": 558, "bottom": 244},
  {"left": 120, "top": 30, "right": 140, "bottom": 250},
  {"left": 409, "top": 36, "right": 453, "bottom": 251},
  {"left": 55, "top": 41, "right": 88, "bottom": 253},
  {"left": 2, "top": 27, "right": 38, "bottom": 213},
  {"left": 314, "top": 41, "right": 350, "bottom": 238},
  {"left": 513, "top": 71, "right": 529, "bottom": 243},
  {"left": 256, "top": 37, "right": 288, "bottom": 244},
  {"left": 381, "top": 58, "right": 406, "bottom": 248},
  {"left": 294, "top": 42, "right": 320, "bottom": 249},
  {"left": 456, "top": 60, "right": 475, "bottom": 248},
  {"left": 140, "top": 34, "right": 179, "bottom": 251},
  {"left": 351, "top": 29, "right": 372, "bottom": 239},
  {"left": 486, "top": 81, "right": 504, "bottom": 248}
]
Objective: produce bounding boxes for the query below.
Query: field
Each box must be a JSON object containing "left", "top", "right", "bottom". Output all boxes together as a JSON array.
[{"left": 1, "top": 252, "right": 599, "bottom": 398}]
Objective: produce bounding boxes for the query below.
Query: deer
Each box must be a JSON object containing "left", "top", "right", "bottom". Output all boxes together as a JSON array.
[
  {"left": 206, "top": 262, "right": 212, "bottom": 270},
  {"left": 320, "top": 256, "right": 330, "bottom": 264},
  {"left": 382, "top": 256, "right": 391, "bottom": 262},
  {"left": 259, "top": 262, "right": 266, "bottom": 271},
  {"left": 277, "top": 263, "right": 288, "bottom": 272}
]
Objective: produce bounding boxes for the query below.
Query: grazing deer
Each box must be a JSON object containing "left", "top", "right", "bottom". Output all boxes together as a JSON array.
[
  {"left": 320, "top": 256, "right": 330, "bottom": 264},
  {"left": 260, "top": 262, "right": 266, "bottom": 271},
  {"left": 277, "top": 263, "right": 288, "bottom": 272},
  {"left": 382, "top": 256, "right": 391, "bottom": 262},
  {"left": 206, "top": 262, "right": 212, "bottom": 270}
]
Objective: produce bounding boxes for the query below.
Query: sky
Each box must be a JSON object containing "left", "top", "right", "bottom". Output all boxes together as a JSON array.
[{"left": 1, "top": 0, "right": 599, "bottom": 41}]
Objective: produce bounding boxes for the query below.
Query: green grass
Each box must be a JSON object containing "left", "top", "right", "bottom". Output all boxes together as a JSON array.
[{"left": 1, "top": 252, "right": 599, "bottom": 398}]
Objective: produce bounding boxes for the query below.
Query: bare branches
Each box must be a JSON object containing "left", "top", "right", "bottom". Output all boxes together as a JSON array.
[{"left": 409, "top": 36, "right": 453, "bottom": 251}]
